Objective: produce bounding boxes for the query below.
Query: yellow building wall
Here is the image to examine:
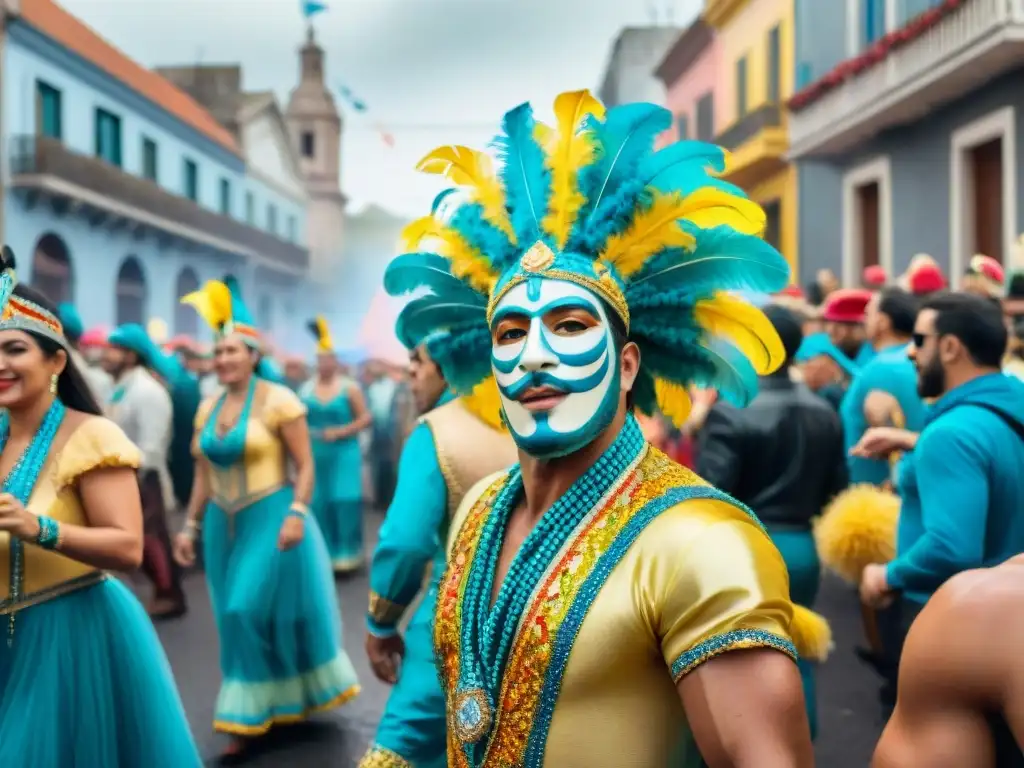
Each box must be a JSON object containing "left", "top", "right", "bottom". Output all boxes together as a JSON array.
[{"left": 707, "top": 0, "right": 799, "bottom": 278}]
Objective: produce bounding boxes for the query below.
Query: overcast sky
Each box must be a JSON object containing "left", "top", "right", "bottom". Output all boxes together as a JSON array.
[{"left": 61, "top": 0, "right": 701, "bottom": 217}]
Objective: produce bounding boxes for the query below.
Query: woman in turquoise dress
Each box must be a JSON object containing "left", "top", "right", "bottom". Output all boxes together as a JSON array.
[
  {"left": 302, "top": 316, "right": 372, "bottom": 573},
  {"left": 172, "top": 279, "right": 359, "bottom": 758},
  {"left": 0, "top": 256, "right": 201, "bottom": 767}
]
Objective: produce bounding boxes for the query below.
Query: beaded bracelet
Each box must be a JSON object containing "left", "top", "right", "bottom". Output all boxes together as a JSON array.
[
  {"left": 36, "top": 515, "right": 61, "bottom": 550},
  {"left": 287, "top": 502, "right": 309, "bottom": 520},
  {"left": 181, "top": 518, "right": 201, "bottom": 539}
]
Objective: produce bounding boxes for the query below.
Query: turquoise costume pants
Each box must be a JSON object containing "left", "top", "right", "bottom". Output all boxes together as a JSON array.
[{"left": 768, "top": 528, "right": 821, "bottom": 741}]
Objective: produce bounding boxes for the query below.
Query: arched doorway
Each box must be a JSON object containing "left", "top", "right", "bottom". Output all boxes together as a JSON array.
[
  {"left": 31, "top": 232, "right": 73, "bottom": 304},
  {"left": 173, "top": 267, "right": 200, "bottom": 336},
  {"left": 115, "top": 257, "right": 147, "bottom": 326}
]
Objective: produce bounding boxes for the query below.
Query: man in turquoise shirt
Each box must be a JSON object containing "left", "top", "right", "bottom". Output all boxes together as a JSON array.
[{"left": 841, "top": 288, "right": 926, "bottom": 486}]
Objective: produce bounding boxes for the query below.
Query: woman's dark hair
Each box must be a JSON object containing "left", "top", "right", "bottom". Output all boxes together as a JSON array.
[{"left": 10, "top": 284, "right": 103, "bottom": 415}]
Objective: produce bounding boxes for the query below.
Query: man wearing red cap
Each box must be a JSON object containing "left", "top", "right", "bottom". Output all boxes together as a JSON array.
[
  {"left": 863, "top": 265, "right": 887, "bottom": 289},
  {"left": 822, "top": 288, "right": 874, "bottom": 367},
  {"left": 962, "top": 254, "right": 1005, "bottom": 299}
]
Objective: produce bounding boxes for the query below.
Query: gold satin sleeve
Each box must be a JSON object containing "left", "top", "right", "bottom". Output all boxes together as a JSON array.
[
  {"left": 54, "top": 417, "right": 142, "bottom": 488},
  {"left": 261, "top": 384, "right": 307, "bottom": 430},
  {"left": 640, "top": 499, "right": 797, "bottom": 682}
]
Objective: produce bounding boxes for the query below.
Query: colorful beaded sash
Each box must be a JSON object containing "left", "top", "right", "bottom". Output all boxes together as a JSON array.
[{"left": 435, "top": 435, "right": 761, "bottom": 767}]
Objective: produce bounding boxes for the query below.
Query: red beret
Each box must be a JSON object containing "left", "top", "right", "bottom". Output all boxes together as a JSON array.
[
  {"left": 822, "top": 288, "right": 872, "bottom": 323},
  {"left": 863, "top": 265, "right": 887, "bottom": 287},
  {"left": 909, "top": 264, "right": 947, "bottom": 295},
  {"left": 968, "top": 254, "right": 1005, "bottom": 285}
]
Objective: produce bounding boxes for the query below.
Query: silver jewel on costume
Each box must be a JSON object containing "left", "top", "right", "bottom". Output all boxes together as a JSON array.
[{"left": 451, "top": 687, "right": 492, "bottom": 744}]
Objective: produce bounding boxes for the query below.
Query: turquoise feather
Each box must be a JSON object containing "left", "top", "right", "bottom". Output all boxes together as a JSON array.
[
  {"left": 395, "top": 296, "right": 487, "bottom": 350},
  {"left": 425, "top": 327, "right": 492, "bottom": 393},
  {"left": 493, "top": 102, "right": 551, "bottom": 246},
  {"left": 431, "top": 188, "right": 457, "bottom": 213},
  {"left": 384, "top": 252, "right": 487, "bottom": 303},
  {"left": 695, "top": 338, "right": 760, "bottom": 407},
  {"left": 640, "top": 141, "right": 744, "bottom": 197}
]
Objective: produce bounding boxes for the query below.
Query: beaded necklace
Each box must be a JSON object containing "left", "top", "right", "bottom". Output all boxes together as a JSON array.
[
  {"left": 1, "top": 398, "right": 67, "bottom": 645},
  {"left": 454, "top": 415, "right": 644, "bottom": 759},
  {"left": 200, "top": 376, "right": 256, "bottom": 468}
]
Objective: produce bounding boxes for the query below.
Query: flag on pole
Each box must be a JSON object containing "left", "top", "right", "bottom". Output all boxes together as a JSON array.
[
  {"left": 302, "top": 1, "right": 328, "bottom": 19},
  {"left": 377, "top": 127, "right": 395, "bottom": 148},
  {"left": 336, "top": 84, "right": 367, "bottom": 112}
]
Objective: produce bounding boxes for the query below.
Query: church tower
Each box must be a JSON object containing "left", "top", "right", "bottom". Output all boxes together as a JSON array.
[{"left": 285, "top": 26, "right": 345, "bottom": 279}]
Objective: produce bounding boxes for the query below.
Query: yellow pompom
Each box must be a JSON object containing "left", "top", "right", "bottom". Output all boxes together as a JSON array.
[
  {"left": 814, "top": 484, "right": 900, "bottom": 584},
  {"left": 789, "top": 604, "right": 833, "bottom": 663}
]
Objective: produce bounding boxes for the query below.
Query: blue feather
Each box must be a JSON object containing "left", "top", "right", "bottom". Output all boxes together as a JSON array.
[
  {"left": 574, "top": 103, "right": 672, "bottom": 233},
  {"left": 383, "top": 252, "right": 487, "bottom": 302},
  {"left": 695, "top": 338, "right": 760, "bottom": 407},
  {"left": 425, "top": 326, "right": 492, "bottom": 393},
  {"left": 493, "top": 103, "right": 551, "bottom": 246},
  {"left": 395, "top": 296, "right": 487, "bottom": 350},
  {"left": 449, "top": 204, "right": 518, "bottom": 271},
  {"left": 431, "top": 188, "right": 458, "bottom": 213},
  {"left": 640, "top": 141, "right": 744, "bottom": 197}
]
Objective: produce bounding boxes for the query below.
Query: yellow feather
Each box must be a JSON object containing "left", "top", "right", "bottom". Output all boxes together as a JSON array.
[
  {"left": 814, "top": 485, "right": 899, "bottom": 584},
  {"left": 315, "top": 315, "right": 333, "bottom": 352},
  {"left": 790, "top": 605, "right": 833, "bottom": 662},
  {"left": 180, "top": 280, "right": 232, "bottom": 333},
  {"left": 400, "top": 215, "right": 497, "bottom": 295},
  {"left": 460, "top": 377, "right": 507, "bottom": 432},
  {"left": 679, "top": 187, "right": 767, "bottom": 236},
  {"left": 654, "top": 378, "right": 692, "bottom": 427},
  {"left": 534, "top": 122, "right": 554, "bottom": 148},
  {"left": 693, "top": 294, "right": 785, "bottom": 375},
  {"left": 415, "top": 145, "right": 514, "bottom": 239},
  {"left": 599, "top": 192, "right": 697, "bottom": 277},
  {"left": 541, "top": 90, "right": 603, "bottom": 249}
]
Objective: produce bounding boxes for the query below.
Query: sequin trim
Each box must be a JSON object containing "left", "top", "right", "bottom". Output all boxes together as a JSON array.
[
  {"left": 368, "top": 591, "right": 406, "bottom": 626},
  {"left": 670, "top": 628, "right": 798, "bottom": 683},
  {"left": 357, "top": 745, "right": 414, "bottom": 767}
]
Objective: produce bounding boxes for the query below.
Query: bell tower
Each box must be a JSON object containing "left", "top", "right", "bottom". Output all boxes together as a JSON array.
[{"left": 285, "top": 26, "right": 345, "bottom": 278}]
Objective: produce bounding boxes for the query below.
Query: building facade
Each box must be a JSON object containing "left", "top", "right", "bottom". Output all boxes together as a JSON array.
[
  {"left": 597, "top": 26, "right": 681, "bottom": 108},
  {"left": 0, "top": 0, "right": 310, "bottom": 343},
  {"left": 705, "top": 0, "right": 798, "bottom": 272},
  {"left": 655, "top": 18, "right": 721, "bottom": 147},
  {"left": 789, "top": 0, "right": 1024, "bottom": 287}
]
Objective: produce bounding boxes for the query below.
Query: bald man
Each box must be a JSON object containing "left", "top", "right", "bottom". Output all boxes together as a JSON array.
[{"left": 872, "top": 555, "right": 1024, "bottom": 767}]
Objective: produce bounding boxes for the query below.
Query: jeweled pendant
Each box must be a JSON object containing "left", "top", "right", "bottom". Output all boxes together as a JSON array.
[{"left": 451, "top": 687, "right": 492, "bottom": 745}]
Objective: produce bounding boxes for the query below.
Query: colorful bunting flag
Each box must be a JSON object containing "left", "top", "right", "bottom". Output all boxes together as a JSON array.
[
  {"left": 302, "top": 1, "right": 327, "bottom": 19},
  {"left": 336, "top": 83, "right": 367, "bottom": 112}
]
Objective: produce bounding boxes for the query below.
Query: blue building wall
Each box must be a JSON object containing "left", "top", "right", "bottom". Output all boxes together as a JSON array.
[
  {"left": 1, "top": 20, "right": 309, "bottom": 344},
  {"left": 243, "top": 175, "right": 305, "bottom": 246}
]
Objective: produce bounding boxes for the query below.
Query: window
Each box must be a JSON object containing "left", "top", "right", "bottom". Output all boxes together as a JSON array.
[
  {"left": 301, "top": 131, "right": 315, "bottom": 158},
  {"left": 94, "top": 108, "right": 122, "bottom": 167},
  {"left": 861, "top": 0, "right": 886, "bottom": 49},
  {"left": 245, "top": 191, "right": 255, "bottom": 224},
  {"left": 36, "top": 81, "right": 62, "bottom": 140},
  {"left": 287, "top": 215, "right": 297, "bottom": 242},
  {"left": 141, "top": 137, "right": 158, "bottom": 182},
  {"left": 267, "top": 203, "right": 277, "bottom": 234},
  {"left": 676, "top": 114, "right": 688, "bottom": 141},
  {"left": 183, "top": 159, "right": 198, "bottom": 201},
  {"left": 767, "top": 25, "right": 781, "bottom": 104},
  {"left": 219, "top": 178, "right": 231, "bottom": 215},
  {"left": 735, "top": 57, "right": 748, "bottom": 119},
  {"left": 696, "top": 93, "right": 715, "bottom": 141}
]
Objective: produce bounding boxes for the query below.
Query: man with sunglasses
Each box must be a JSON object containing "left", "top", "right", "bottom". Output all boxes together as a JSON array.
[{"left": 857, "top": 292, "right": 1024, "bottom": 714}]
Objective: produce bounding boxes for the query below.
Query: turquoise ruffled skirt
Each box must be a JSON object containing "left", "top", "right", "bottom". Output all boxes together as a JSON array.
[
  {"left": 203, "top": 486, "right": 360, "bottom": 735},
  {"left": 0, "top": 577, "right": 202, "bottom": 767}
]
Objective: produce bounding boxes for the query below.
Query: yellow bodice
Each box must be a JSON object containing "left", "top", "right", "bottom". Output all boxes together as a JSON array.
[
  {"left": 193, "top": 381, "right": 307, "bottom": 512},
  {"left": 0, "top": 417, "right": 141, "bottom": 613},
  {"left": 438, "top": 449, "right": 797, "bottom": 767}
]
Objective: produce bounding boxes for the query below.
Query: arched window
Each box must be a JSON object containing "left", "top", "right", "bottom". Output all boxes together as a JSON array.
[
  {"left": 31, "top": 232, "right": 73, "bottom": 304},
  {"left": 173, "top": 267, "right": 200, "bottom": 336},
  {"left": 115, "top": 257, "right": 147, "bottom": 326}
]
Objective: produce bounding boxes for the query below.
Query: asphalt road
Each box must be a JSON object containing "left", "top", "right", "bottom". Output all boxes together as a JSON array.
[{"left": 153, "top": 509, "right": 885, "bottom": 766}]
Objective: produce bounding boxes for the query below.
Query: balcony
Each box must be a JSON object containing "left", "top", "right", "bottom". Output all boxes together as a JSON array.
[
  {"left": 788, "top": 0, "right": 1024, "bottom": 158},
  {"left": 715, "top": 104, "right": 788, "bottom": 190},
  {"left": 8, "top": 136, "right": 309, "bottom": 273}
]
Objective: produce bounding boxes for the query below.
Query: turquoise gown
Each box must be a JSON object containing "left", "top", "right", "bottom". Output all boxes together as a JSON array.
[
  {"left": 361, "top": 391, "right": 455, "bottom": 768},
  {"left": 196, "top": 378, "right": 360, "bottom": 736},
  {"left": 301, "top": 378, "right": 365, "bottom": 572},
  {"left": 0, "top": 409, "right": 201, "bottom": 767}
]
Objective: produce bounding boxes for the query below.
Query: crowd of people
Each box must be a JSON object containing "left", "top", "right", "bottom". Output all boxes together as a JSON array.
[{"left": 3, "top": 86, "right": 1024, "bottom": 768}]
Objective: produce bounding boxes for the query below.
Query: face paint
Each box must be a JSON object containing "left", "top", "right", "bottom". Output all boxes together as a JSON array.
[{"left": 490, "top": 277, "right": 620, "bottom": 459}]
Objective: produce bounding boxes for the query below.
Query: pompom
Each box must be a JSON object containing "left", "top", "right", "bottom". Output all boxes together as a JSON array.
[
  {"left": 814, "top": 484, "right": 899, "bottom": 583},
  {"left": 789, "top": 604, "right": 833, "bottom": 662}
]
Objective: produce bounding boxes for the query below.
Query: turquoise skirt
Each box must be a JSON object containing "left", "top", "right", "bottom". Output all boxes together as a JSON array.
[
  {"left": 311, "top": 439, "right": 365, "bottom": 571},
  {"left": 0, "top": 577, "right": 202, "bottom": 767},
  {"left": 203, "top": 485, "right": 360, "bottom": 735}
]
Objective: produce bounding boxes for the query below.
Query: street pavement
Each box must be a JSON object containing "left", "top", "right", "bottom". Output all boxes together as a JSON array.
[{"left": 154, "top": 509, "right": 885, "bottom": 766}]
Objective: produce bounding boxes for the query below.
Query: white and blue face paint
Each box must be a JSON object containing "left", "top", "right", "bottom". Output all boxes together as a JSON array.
[{"left": 490, "top": 278, "right": 621, "bottom": 459}]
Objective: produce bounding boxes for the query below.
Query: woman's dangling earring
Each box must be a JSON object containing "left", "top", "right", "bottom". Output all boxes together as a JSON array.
[{"left": 49, "top": 373, "right": 58, "bottom": 395}]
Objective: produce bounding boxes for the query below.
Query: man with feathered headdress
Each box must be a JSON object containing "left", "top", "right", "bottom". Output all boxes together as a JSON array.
[{"left": 383, "top": 90, "right": 820, "bottom": 765}]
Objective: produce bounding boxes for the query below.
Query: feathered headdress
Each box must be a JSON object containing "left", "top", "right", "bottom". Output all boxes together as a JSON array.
[
  {"left": 306, "top": 315, "right": 334, "bottom": 354},
  {"left": 384, "top": 90, "right": 789, "bottom": 423},
  {"left": 0, "top": 246, "right": 67, "bottom": 347},
  {"left": 180, "top": 274, "right": 261, "bottom": 347}
]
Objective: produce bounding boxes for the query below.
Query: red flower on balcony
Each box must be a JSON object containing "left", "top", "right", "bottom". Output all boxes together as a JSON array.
[{"left": 789, "top": 0, "right": 967, "bottom": 112}]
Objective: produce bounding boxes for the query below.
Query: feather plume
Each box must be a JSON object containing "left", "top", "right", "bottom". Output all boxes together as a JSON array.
[
  {"left": 599, "top": 192, "right": 697, "bottom": 277},
  {"left": 678, "top": 187, "right": 766, "bottom": 236},
  {"left": 396, "top": 297, "right": 488, "bottom": 351},
  {"left": 460, "top": 376, "right": 507, "bottom": 432},
  {"left": 181, "top": 281, "right": 233, "bottom": 333},
  {"left": 541, "top": 90, "right": 603, "bottom": 249},
  {"left": 695, "top": 338, "right": 760, "bottom": 406},
  {"left": 627, "top": 226, "right": 790, "bottom": 296},
  {"left": 416, "top": 145, "right": 514, "bottom": 238},
  {"left": 694, "top": 294, "right": 785, "bottom": 375},
  {"left": 790, "top": 605, "right": 833, "bottom": 662},
  {"left": 815, "top": 485, "right": 899, "bottom": 584},
  {"left": 383, "top": 252, "right": 487, "bottom": 304},
  {"left": 654, "top": 378, "right": 692, "bottom": 426},
  {"left": 399, "top": 217, "right": 497, "bottom": 295},
  {"left": 424, "top": 326, "right": 493, "bottom": 393},
  {"left": 493, "top": 103, "right": 552, "bottom": 246},
  {"left": 576, "top": 103, "right": 672, "bottom": 229},
  {"left": 640, "top": 141, "right": 744, "bottom": 197},
  {"left": 315, "top": 316, "right": 333, "bottom": 351}
]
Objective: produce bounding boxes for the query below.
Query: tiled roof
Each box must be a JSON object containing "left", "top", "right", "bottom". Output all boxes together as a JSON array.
[{"left": 21, "top": 0, "right": 241, "bottom": 155}]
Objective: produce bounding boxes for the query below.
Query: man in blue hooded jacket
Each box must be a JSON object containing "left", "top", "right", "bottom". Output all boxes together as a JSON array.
[{"left": 857, "top": 292, "right": 1024, "bottom": 707}]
